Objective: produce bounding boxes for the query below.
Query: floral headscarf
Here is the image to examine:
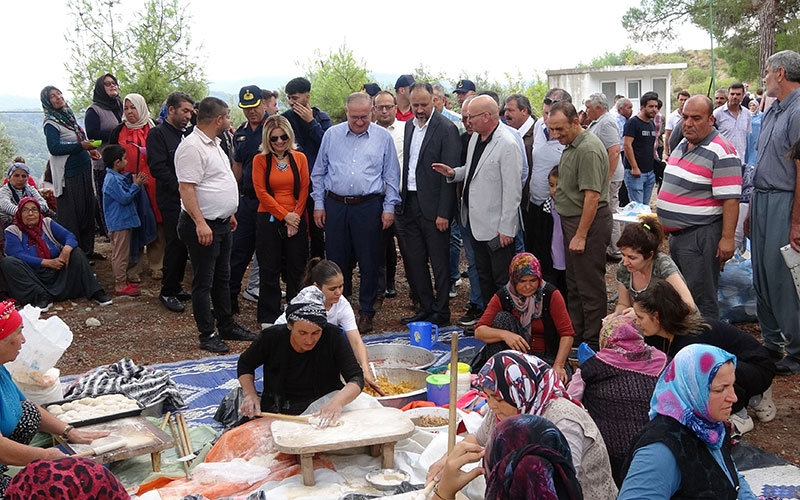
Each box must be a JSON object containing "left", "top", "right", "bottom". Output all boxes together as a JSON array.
[
  {"left": 485, "top": 414, "right": 583, "bottom": 500},
  {"left": 503, "top": 253, "right": 546, "bottom": 342},
  {"left": 477, "top": 351, "right": 581, "bottom": 418},
  {"left": 649, "top": 344, "right": 736, "bottom": 449},
  {"left": 13, "top": 197, "right": 50, "bottom": 259},
  {"left": 5, "top": 457, "right": 130, "bottom": 500},
  {"left": 40, "top": 86, "right": 86, "bottom": 141},
  {"left": 596, "top": 315, "right": 667, "bottom": 376}
]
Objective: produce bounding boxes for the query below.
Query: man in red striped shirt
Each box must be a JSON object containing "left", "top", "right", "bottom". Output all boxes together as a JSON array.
[{"left": 656, "top": 95, "right": 742, "bottom": 318}]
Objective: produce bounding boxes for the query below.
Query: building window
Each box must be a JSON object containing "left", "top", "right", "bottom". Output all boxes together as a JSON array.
[
  {"left": 627, "top": 80, "right": 641, "bottom": 100},
  {"left": 601, "top": 82, "right": 617, "bottom": 103}
]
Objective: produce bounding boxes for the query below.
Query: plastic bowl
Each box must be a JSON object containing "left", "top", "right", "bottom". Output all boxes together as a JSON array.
[
  {"left": 404, "top": 407, "right": 459, "bottom": 434},
  {"left": 365, "top": 468, "right": 410, "bottom": 491}
]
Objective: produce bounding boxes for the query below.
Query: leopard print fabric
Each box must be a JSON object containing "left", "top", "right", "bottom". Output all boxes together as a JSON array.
[{"left": 4, "top": 456, "right": 129, "bottom": 500}]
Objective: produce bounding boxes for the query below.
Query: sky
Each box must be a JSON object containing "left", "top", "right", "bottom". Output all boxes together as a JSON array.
[{"left": 3, "top": 0, "right": 713, "bottom": 101}]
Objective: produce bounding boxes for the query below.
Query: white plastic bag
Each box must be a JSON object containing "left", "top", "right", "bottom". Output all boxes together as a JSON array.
[{"left": 7, "top": 305, "right": 72, "bottom": 386}]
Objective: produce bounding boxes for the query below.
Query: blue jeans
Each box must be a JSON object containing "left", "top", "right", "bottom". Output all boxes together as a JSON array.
[
  {"left": 624, "top": 170, "right": 656, "bottom": 205},
  {"left": 449, "top": 219, "right": 462, "bottom": 282}
]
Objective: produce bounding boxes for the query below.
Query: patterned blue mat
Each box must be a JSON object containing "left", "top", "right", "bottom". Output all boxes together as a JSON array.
[{"left": 104, "top": 327, "right": 483, "bottom": 430}]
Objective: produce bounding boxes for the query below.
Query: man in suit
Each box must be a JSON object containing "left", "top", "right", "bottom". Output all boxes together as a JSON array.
[
  {"left": 433, "top": 95, "right": 522, "bottom": 308},
  {"left": 396, "top": 82, "right": 461, "bottom": 326}
]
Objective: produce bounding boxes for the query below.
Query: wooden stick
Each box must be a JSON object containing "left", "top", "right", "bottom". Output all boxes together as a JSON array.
[
  {"left": 177, "top": 413, "right": 193, "bottom": 461},
  {"left": 420, "top": 481, "right": 436, "bottom": 498},
  {"left": 259, "top": 412, "right": 312, "bottom": 423},
  {"left": 168, "top": 415, "right": 191, "bottom": 480},
  {"left": 448, "top": 331, "right": 459, "bottom": 454},
  {"left": 160, "top": 411, "right": 171, "bottom": 431}
]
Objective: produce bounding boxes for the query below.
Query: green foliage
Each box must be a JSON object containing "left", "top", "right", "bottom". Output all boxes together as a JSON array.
[
  {"left": 684, "top": 67, "right": 709, "bottom": 85},
  {"left": 0, "top": 123, "right": 17, "bottom": 171},
  {"left": 0, "top": 114, "right": 52, "bottom": 178},
  {"left": 64, "top": 0, "right": 208, "bottom": 115},
  {"left": 301, "top": 45, "right": 369, "bottom": 123},
  {"left": 587, "top": 48, "right": 642, "bottom": 67},
  {"left": 497, "top": 72, "right": 549, "bottom": 119}
]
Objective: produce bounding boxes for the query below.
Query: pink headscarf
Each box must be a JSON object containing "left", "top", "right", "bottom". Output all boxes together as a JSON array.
[{"left": 596, "top": 315, "right": 667, "bottom": 377}]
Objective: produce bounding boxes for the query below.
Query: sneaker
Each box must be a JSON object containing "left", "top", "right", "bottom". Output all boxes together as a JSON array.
[
  {"left": 175, "top": 289, "right": 192, "bottom": 301},
  {"left": 729, "top": 410, "right": 754, "bottom": 435},
  {"left": 242, "top": 288, "right": 259, "bottom": 303},
  {"left": 199, "top": 334, "right": 230, "bottom": 353},
  {"left": 116, "top": 284, "right": 141, "bottom": 297},
  {"left": 752, "top": 387, "right": 776, "bottom": 422},
  {"left": 92, "top": 290, "right": 113, "bottom": 306},
  {"left": 775, "top": 355, "right": 800, "bottom": 376},
  {"left": 220, "top": 321, "right": 256, "bottom": 341},
  {"left": 33, "top": 295, "right": 53, "bottom": 312},
  {"left": 160, "top": 295, "right": 185, "bottom": 312},
  {"left": 449, "top": 281, "right": 457, "bottom": 298},
  {"left": 458, "top": 304, "right": 483, "bottom": 327}
]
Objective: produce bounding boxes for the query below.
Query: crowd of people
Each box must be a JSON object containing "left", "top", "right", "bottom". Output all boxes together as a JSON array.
[{"left": 0, "top": 49, "right": 799, "bottom": 498}]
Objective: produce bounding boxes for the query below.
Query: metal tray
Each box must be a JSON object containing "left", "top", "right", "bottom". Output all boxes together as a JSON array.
[{"left": 45, "top": 395, "right": 145, "bottom": 427}]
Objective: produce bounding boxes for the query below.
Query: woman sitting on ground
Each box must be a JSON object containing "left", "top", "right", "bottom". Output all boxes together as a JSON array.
[
  {"left": 436, "top": 414, "right": 583, "bottom": 500},
  {"left": 273, "top": 258, "right": 381, "bottom": 394},
  {"left": 0, "top": 302, "right": 109, "bottom": 497},
  {"left": 428, "top": 351, "right": 618, "bottom": 500},
  {"left": 567, "top": 315, "right": 667, "bottom": 486},
  {"left": 474, "top": 252, "right": 574, "bottom": 384},
  {"left": 618, "top": 344, "right": 758, "bottom": 499},
  {"left": 0, "top": 197, "right": 111, "bottom": 309},
  {"left": 633, "top": 280, "right": 775, "bottom": 434},
  {"left": 0, "top": 163, "right": 55, "bottom": 229},
  {"left": 237, "top": 287, "right": 363, "bottom": 427},
  {"left": 5, "top": 457, "right": 129, "bottom": 500},
  {"left": 609, "top": 214, "right": 695, "bottom": 317}
]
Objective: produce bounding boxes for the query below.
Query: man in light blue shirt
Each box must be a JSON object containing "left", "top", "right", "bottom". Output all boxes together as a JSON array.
[{"left": 311, "top": 92, "right": 401, "bottom": 333}]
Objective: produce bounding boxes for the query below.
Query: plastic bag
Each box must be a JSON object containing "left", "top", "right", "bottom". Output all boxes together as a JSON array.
[{"left": 7, "top": 305, "right": 72, "bottom": 385}]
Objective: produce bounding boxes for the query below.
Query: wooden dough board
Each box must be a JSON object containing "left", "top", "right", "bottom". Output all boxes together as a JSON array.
[
  {"left": 63, "top": 415, "right": 174, "bottom": 468},
  {"left": 271, "top": 407, "right": 414, "bottom": 454}
]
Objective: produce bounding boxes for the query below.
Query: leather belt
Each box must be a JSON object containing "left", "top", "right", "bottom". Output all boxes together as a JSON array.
[{"left": 327, "top": 192, "right": 380, "bottom": 205}]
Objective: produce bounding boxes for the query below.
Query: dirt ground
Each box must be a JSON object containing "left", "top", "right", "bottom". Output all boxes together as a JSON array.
[{"left": 48, "top": 238, "right": 800, "bottom": 466}]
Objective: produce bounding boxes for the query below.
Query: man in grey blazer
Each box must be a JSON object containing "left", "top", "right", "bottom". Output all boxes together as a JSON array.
[
  {"left": 433, "top": 95, "right": 522, "bottom": 307},
  {"left": 397, "top": 82, "right": 461, "bottom": 326}
]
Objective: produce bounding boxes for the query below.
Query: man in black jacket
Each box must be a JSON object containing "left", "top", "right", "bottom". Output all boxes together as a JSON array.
[
  {"left": 146, "top": 91, "right": 195, "bottom": 313},
  {"left": 282, "top": 77, "right": 332, "bottom": 258}
]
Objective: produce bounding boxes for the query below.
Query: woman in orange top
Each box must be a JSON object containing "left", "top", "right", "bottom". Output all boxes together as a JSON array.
[{"left": 252, "top": 115, "right": 310, "bottom": 326}]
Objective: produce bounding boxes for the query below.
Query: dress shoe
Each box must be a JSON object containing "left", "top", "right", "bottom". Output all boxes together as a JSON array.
[
  {"left": 357, "top": 315, "right": 374, "bottom": 334},
  {"left": 775, "top": 355, "right": 800, "bottom": 375},
  {"left": 220, "top": 321, "right": 256, "bottom": 341},
  {"left": 160, "top": 295, "right": 185, "bottom": 313},
  {"left": 176, "top": 289, "right": 192, "bottom": 301},
  {"left": 374, "top": 296, "right": 384, "bottom": 311},
  {"left": 428, "top": 313, "right": 450, "bottom": 327},
  {"left": 384, "top": 285, "right": 397, "bottom": 298},
  {"left": 401, "top": 311, "right": 429, "bottom": 325},
  {"left": 199, "top": 334, "right": 230, "bottom": 353}
]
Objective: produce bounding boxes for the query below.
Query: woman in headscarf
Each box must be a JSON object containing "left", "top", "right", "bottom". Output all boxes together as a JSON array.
[
  {"left": 237, "top": 286, "right": 363, "bottom": 428},
  {"left": 474, "top": 253, "right": 574, "bottom": 383},
  {"left": 110, "top": 93, "right": 162, "bottom": 281},
  {"left": 0, "top": 197, "right": 111, "bottom": 309},
  {"left": 428, "top": 351, "right": 617, "bottom": 500},
  {"left": 41, "top": 85, "right": 98, "bottom": 256},
  {"left": 0, "top": 302, "right": 110, "bottom": 497},
  {"left": 435, "top": 414, "right": 583, "bottom": 500},
  {"left": 567, "top": 315, "right": 667, "bottom": 486},
  {"left": 85, "top": 73, "right": 123, "bottom": 239},
  {"left": 619, "top": 344, "right": 758, "bottom": 499},
  {"left": 0, "top": 163, "right": 55, "bottom": 229},
  {"left": 633, "top": 280, "right": 776, "bottom": 435}
]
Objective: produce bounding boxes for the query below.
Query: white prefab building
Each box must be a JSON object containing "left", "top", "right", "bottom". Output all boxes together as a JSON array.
[{"left": 546, "top": 63, "right": 688, "bottom": 114}]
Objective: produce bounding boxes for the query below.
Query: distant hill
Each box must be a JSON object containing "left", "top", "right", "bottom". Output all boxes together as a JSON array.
[{"left": 0, "top": 95, "right": 41, "bottom": 111}]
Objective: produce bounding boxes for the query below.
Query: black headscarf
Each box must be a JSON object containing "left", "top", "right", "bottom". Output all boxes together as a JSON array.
[{"left": 92, "top": 73, "right": 123, "bottom": 118}]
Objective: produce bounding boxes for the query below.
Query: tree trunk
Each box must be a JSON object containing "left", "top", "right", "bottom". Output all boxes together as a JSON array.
[{"left": 757, "top": 0, "right": 778, "bottom": 78}]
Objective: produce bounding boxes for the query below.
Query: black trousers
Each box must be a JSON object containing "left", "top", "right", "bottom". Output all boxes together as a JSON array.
[
  {"left": 229, "top": 195, "right": 259, "bottom": 298},
  {"left": 159, "top": 209, "right": 189, "bottom": 297},
  {"left": 523, "top": 202, "right": 554, "bottom": 280},
  {"left": 395, "top": 193, "right": 450, "bottom": 316},
  {"left": 255, "top": 213, "right": 308, "bottom": 323}
]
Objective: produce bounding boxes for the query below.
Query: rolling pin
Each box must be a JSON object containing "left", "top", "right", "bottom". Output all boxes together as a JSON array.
[
  {"left": 259, "top": 412, "right": 312, "bottom": 423},
  {"left": 74, "top": 437, "right": 127, "bottom": 457}
]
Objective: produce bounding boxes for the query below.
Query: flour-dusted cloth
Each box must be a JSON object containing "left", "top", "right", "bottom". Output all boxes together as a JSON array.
[{"left": 64, "top": 358, "right": 185, "bottom": 409}]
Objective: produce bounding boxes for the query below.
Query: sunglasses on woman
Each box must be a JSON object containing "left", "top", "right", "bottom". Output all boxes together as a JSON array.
[{"left": 270, "top": 134, "right": 289, "bottom": 142}]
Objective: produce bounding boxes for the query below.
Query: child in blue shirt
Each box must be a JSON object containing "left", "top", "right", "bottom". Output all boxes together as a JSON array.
[{"left": 102, "top": 145, "right": 147, "bottom": 296}]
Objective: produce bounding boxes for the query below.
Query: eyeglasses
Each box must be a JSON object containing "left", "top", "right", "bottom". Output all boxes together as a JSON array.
[
  {"left": 270, "top": 134, "right": 289, "bottom": 142},
  {"left": 374, "top": 105, "right": 394, "bottom": 111},
  {"left": 543, "top": 97, "right": 561, "bottom": 105},
  {"left": 20, "top": 207, "right": 40, "bottom": 214},
  {"left": 103, "top": 81, "right": 118, "bottom": 88},
  {"left": 466, "top": 111, "right": 488, "bottom": 121}
]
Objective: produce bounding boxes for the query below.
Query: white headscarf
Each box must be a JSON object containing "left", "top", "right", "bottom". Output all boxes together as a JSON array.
[{"left": 123, "top": 93, "right": 154, "bottom": 130}]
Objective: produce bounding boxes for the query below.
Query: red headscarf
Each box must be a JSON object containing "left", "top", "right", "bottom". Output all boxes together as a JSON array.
[
  {"left": 0, "top": 300, "right": 22, "bottom": 341},
  {"left": 13, "top": 197, "right": 51, "bottom": 259}
]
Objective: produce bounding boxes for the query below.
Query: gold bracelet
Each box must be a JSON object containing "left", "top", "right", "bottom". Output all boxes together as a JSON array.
[{"left": 60, "top": 424, "right": 74, "bottom": 441}]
